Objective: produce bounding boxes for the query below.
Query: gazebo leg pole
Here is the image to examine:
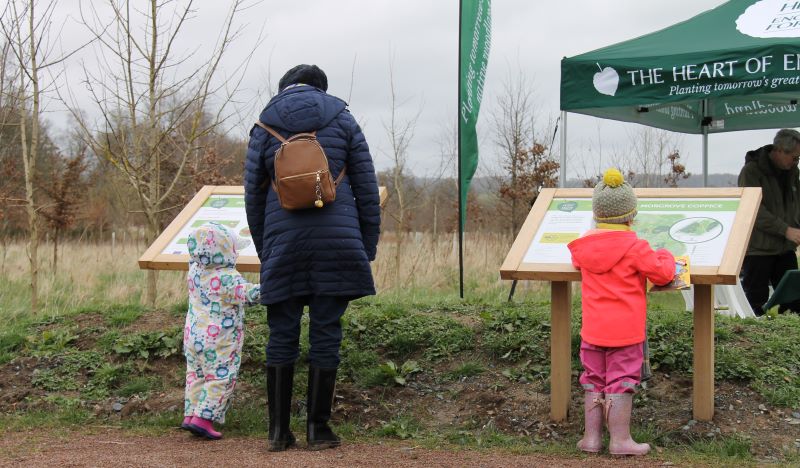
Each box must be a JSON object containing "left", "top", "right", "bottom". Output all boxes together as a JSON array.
[
  {"left": 559, "top": 111, "right": 567, "bottom": 188},
  {"left": 693, "top": 284, "right": 715, "bottom": 421},
  {"left": 550, "top": 280, "right": 572, "bottom": 422}
]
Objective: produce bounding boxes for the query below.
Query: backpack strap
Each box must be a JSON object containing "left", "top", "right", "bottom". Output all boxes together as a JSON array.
[
  {"left": 334, "top": 166, "right": 346, "bottom": 186},
  {"left": 255, "top": 121, "right": 316, "bottom": 141},
  {"left": 256, "top": 121, "right": 308, "bottom": 192},
  {"left": 254, "top": 120, "right": 346, "bottom": 191}
]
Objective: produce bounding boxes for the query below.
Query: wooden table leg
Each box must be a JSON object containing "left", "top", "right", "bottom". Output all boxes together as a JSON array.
[
  {"left": 550, "top": 281, "right": 572, "bottom": 422},
  {"left": 693, "top": 284, "right": 715, "bottom": 421}
]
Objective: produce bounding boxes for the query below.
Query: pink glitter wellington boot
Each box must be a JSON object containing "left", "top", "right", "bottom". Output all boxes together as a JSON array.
[
  {"left": 577, "top": 392, "right": 604, "bottom": 453},
  {"left": 605, "top": 393, "right": 649, "bottom": 456},
  {"left": 188, "top": 416, "right": 223, "bottom": 440}
]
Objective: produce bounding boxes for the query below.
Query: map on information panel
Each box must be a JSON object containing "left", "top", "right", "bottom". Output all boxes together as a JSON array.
[
  {"left": 522, "top": 198, "right": 739, "bottom": 267},
  {"left": 160, "top": 195, "right": 258, "bottom": 257}
]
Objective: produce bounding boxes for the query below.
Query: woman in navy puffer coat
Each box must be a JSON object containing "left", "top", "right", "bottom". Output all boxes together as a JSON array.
[{"left": 244, "top": 64, "right": 380, "bottom": 452}]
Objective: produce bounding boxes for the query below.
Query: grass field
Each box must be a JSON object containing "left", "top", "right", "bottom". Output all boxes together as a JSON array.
[
  {"left": 1, "top": 237, "right": 799, "bottom": 465},
  {"left": 0, "top": 233, "right": 523, "bottom": 317}
]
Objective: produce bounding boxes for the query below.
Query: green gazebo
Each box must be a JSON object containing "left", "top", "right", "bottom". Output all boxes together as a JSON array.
[{"left": 560, "top": 0, "right": 800, "bottom": 186}]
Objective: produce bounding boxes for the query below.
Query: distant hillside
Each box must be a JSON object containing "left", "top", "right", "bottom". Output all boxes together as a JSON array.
[
  {"left": 384, "top": 173, "right": 740, "bottom": 194},
  {"left": 671, "top": 173, "right": 739, "bottom": 187},
  {"left": 564, "top": 173, "right": 739, "bottom": 188},
  {"left": 471, "top": 174, "right": 740, "bottom": 190}
]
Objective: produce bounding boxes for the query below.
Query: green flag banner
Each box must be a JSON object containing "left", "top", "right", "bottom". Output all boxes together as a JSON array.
[{"left": 459, "top": 0, "right": 491, "bottom": 229}]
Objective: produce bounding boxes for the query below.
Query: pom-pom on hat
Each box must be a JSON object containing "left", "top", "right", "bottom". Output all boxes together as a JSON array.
[{"left": 592, "top": 168, "right": 638, "bottom": 224}]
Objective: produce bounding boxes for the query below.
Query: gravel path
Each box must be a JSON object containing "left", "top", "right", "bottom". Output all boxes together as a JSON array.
[{"left": 0, "top": 428, "right": 667, "bottom": 467}]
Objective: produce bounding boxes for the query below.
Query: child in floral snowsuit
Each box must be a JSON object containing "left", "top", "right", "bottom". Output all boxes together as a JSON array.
[{"left": 181, "top": 222, "right": 260, "bottom": 440}]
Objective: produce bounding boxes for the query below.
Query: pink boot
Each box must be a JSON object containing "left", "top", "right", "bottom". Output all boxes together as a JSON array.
[
  {"left": 188, "top": 416, "right": 223, "bottom": 440},
  {"left": 180, "top": 416, "right": 193, "bottom": 431},
  {"left": 605, "top": 393, "right": 649, "bottom": 456},
  {"left": 577, "top": 392, "right": 604, "bottom": 453}
]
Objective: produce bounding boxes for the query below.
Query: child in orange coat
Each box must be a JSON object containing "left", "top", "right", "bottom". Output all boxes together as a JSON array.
[{"left": 567, "top": 169, "right": 675, "bottom": 456}]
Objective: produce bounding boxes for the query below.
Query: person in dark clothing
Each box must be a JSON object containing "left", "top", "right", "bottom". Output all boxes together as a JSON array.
[
  {"left": 244, "top": 64, "right": 380, "bottom": 451},
  {"left": 738, "top": 128, "right": 800, "bottom": 316}
]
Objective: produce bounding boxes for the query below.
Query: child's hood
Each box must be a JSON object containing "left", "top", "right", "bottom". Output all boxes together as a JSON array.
[
  {"left": 567, "top": 230, "right": 639, "bottom": 274},
  {"left": 187, "top": 222, "right": 246, "bottom": 269}
]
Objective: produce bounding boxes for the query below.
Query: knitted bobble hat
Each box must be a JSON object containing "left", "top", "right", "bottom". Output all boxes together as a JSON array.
[{"left": 592, "top": 168, "right": 638, "bottom": 224}]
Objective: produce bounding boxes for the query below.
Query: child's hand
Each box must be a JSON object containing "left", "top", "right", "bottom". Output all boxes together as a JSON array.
[
  {"left": 233, "top": 283, "right": 260, "bottom": 303},
  {"left": 246, "top": 285, "right": 260, "bottom": 303}
]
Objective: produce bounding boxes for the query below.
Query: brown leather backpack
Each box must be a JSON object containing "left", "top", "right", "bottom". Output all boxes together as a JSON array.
[{"left": 256, "top": 121, "right": 346, "bottom": 210}]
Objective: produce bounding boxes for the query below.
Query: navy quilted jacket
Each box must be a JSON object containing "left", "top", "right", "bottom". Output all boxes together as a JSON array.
[{"left": 244, "top": 85, "right": 380, "bottom": 305}]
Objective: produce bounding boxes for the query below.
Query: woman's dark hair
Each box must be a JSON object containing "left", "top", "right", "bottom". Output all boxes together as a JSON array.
[{"left": 278, "top": 64, "right": 328, "bottom": 92}]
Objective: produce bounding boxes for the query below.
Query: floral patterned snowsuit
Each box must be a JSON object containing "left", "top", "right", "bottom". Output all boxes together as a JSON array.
[{"left": 184, "top": 223, "right": 259, "bottom": 423}]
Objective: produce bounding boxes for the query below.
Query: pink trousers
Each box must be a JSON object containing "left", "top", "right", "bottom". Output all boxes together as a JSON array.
[{"left": 578, "top": 340, "right": 643, "bottom": 394}]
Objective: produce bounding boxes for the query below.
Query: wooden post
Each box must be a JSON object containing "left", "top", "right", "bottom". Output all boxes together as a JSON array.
[
  {"left": 693, "top": 284, "right": 715, "bottom": 421},
  {"left": 550, "top": 281, "right": 572, "bottom": 421},
  {"left": 498, "top": 188, "right": 762, "bottom": 424}
]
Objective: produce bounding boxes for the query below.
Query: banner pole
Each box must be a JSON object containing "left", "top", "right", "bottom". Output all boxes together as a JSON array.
[
  {"left": 457, "top": 0, "right": 465, "bottom": 299},
  {"left": 559, "top": 110, "right": 567, "bottom": 188}
]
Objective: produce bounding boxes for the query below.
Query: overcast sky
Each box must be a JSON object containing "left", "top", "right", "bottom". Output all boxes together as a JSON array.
[{"left": 48, "top": 0, "right": 784, "bottom": 181}]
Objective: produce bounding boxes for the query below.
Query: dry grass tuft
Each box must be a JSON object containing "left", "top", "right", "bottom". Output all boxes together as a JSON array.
[{"left": 0, "top": 232, "right": 543, "bottom": 317}]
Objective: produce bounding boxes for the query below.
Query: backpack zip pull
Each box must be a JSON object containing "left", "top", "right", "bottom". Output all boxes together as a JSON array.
[{"left": 314, "top": 171, "right": 324, "bottom": 208}]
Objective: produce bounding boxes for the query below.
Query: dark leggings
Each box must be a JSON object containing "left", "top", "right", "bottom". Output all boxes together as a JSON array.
[{"left": 266, "top": 296, "right": 349, "bottom": 368}]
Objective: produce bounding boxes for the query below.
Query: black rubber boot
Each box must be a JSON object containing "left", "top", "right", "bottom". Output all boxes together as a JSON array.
[
  {"left": 267, "top": 365, "right": 296, "bottom": 452},
  {"left": 306, "top": 366, "right": 341, "bottom": 450}
]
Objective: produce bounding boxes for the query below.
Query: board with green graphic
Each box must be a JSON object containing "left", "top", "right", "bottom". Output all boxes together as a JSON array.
[
  {"left": 520, "top": 197, "right": 738, "bottom": 267},
  {"left": 138, "top": 186, "right": 261, "bottom": 272},
  {"left": 501, "top": 187, "right": 761, "bottom": 285}
]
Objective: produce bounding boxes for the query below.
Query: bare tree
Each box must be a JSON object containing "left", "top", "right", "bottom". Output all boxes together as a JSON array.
[
  {"left": 578, "top": 126, "right": 688, "bottom": 189},
  {"left": 1, "top": 0, "right": 83, "bottom": 312},
  {"left": 490, "top": 66, "right": 559, "bottom": 233},
  {"left": 381, "top": 53, "right": 423, "bottom": 284},
  {"left": 576, "top": 122, "right": 611, "bottom": 188},
  {"left": 432, "top": 121, "right": 457, "bottom": 238},
  {"left": 65, "top": 0, "right": 258, "bottom": 306},
  {"left": 620, "top": 127, "right": 685, "bottom": 187},
  {"left": 0, "top": 38, "right": 22, "bottom": 226}
]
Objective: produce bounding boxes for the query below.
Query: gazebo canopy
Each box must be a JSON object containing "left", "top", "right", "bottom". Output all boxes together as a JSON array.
[{"left": 560, "top": 0, "right": 800, "bottom": 134}]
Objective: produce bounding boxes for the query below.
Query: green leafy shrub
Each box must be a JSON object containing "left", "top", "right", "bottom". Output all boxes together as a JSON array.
[
  {"left": 480, "top": 307, "right": 551, "bottom": 362},
  {"left": 648, "top": 315, "right": 693, "bottom": 373},
  {"left": 26, "top": 328, "right": 79, "bottom": 356},
  {"left": 31, "top": 351, "right": 103, "bottom": 392},
  {"left": 84, "top": 362, "right": 132, "bottom": 399},
  {"left": 715, "top": 345, "right": 756, "bottom": 381},
  {"left": 500, "top": 360, "right": 548, "bottom": 383},
  {"left": 381, "top": 360, "right": 421, "bottom": 386},
  {"left": 376, "top": 416, "right": 421, "bottom": 439},
  {"left": 339, "top": 344, "right": 381, "bottom": 385},
  {"left": 345, "top": 308, "right": 474, "bottom": 361},
  {"left": 754, "top": 365, "right": 800, "bottom": 407},
  {"left": 112, "top": 329, "right": 181, "bottom": 360},
  {"left": 96, "top": 330, "right": 121, "bottom": 353}
]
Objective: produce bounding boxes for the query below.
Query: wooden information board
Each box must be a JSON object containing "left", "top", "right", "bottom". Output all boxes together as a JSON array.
[
  {"left": 139, "top": 185, "right": 388, "bottom": 273},
  {"left": 500, "top": 187, "right": 761, "bottom": 422}
]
